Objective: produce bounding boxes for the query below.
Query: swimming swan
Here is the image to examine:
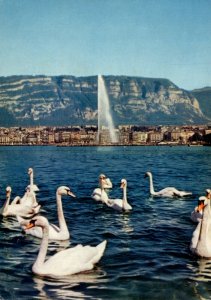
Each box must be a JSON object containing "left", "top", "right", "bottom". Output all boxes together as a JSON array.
[
  {"left": 0, "top": 186, "right": 40, "bottom": 217},
  {"left": 25, "top": 215, "right": 107, "bottom": 277},
  {"left": 18, "top": 168, "right": 39, "bottom": 207},
  {"left": 106, "top": 179, "right": 132, "bottom": 212},
  {"left": 27, "top": 167, "right": 39, "bottom": 192},
  {"left": 190, "top": 202, "right": 211, "bottom": 258},
  {"left": 91, "top": 174, "right": 113, "bottom": 202},
  {"left": 18, "top": 186, "right": 76, "bottom": 240},
  {"left": 144, "top": 171, "right": 192, "bottom": 197}
]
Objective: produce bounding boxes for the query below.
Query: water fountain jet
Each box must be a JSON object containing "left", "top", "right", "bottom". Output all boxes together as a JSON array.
[{"left": 97, "top": 75, "right": 118, "bottom": 144}]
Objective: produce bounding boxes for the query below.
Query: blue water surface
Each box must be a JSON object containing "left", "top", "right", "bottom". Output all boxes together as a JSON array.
[{"left": 0, "top": 145, "right": 211, "bottom": 300}]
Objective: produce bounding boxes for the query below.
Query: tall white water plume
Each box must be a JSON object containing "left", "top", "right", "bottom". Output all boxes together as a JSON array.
[{"left": 97, "top": 75, "right": 118, "bottom": 144}]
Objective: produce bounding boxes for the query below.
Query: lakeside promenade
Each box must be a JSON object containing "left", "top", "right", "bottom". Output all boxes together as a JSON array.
[{"left": 0, "top": 124, "right": 210, "bottom": 146}]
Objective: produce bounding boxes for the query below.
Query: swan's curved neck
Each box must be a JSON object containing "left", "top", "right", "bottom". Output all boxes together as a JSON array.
[
  {"left": 1, "top": 193, "right": 11, "bottom": 214},
  {"left": 30, "top": 173, "right": 34, "bottom": 186},
  {"left": 56, "top": 193, "right": 68, "bottom": 231},
  {"left": 100, "top": 181, "right": 109, "bottom": 204},
  {"left": 33, "top": 224, "right": 49, "bottom": 269},
  {"left": 122, "top": 185, "right": 128, "bottom": 206},
  {"left": 148, "top": 174, "right": 155, "bottom": 194}
]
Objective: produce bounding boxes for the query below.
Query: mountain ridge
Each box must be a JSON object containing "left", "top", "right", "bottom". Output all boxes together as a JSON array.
[{"left": 0, "top": 75, "right": 209, "bottom": 127}]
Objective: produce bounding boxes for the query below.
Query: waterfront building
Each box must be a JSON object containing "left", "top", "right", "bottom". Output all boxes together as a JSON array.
[
  {"left": 0, "top": 133, "right": 10, "bottom": 144},
  {"left": 147, "top": 131, "right": 164, "bottom": 143},
  {"left": 170, "top": 129, "right": 194, "bottom": 143},
  {"left": 132, "top": 131, "right": 148, "bottom": 145},
  {"left": 119, "top": 131, "right": 130, "bottom": 145},
  {"left": 0, "top": 124, "right": 209, "bottom": 146},
  {"left": 26, "top": 133, "right": 38, "bottom": 145}
]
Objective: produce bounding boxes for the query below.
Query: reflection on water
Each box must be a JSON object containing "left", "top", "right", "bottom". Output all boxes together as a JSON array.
[
  {"left": 118, "top": 214, "right": 134, "bottom": 234},
  {"left": 191, "top": 259, "right": 211, "bottom": 282},
  {"left": 1, "top": 216, "right": 20, "bottom": 231},
  {"left": 33, "top": 268, "right": 107, "bottom": 300},
  {"left": 0, "top": 146, "right": 211, "bottom": 300}
]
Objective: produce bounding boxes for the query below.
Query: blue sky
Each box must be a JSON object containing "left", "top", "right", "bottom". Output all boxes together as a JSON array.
[{"left": 0, "top": 0, "right": 210, "bottom": 90}]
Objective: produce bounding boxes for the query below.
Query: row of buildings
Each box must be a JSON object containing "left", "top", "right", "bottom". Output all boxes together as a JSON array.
[{"left": 0, "top": 124, "right": 210, "bottom": 146}]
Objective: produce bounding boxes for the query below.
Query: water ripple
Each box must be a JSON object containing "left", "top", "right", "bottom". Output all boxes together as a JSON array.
[{"left": 0, "top": 146, "right": 211, "bottom": 299}]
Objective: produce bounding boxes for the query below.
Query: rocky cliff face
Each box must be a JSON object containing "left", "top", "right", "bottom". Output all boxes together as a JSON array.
[
  {"left": 191, "top": 87, "right": 211, "bottom": 120},
  {"left": 0, "top": 75, "right": 208, "bottom": 126}
]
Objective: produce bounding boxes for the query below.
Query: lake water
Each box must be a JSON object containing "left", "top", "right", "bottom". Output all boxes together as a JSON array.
[{"left": 0, "top": 145, "right": 211, "bottom": 300}]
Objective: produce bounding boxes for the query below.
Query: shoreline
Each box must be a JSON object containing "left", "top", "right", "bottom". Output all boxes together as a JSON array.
[{"left": 0, "top": 143, "right": 208, "bottom": 147}]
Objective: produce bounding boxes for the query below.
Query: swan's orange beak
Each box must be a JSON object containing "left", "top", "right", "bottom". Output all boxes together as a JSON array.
[
  {"left": 25, "top": 222, "right": 35, "bottom": 229},
  {"left": 120, "top": 182, "right": 125, "bottom": 189},
  {"left": 197, "top": 202, "right": 206, "bottom": 213},
  {"left": 68, "top": 191, "right": 76, "bottom": 198}
]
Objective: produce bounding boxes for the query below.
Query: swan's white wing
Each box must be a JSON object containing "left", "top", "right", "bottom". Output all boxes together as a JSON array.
[
  {"left": 157, "top": 187, "right": 177, "bottom": 195},
  {"left": 176, "top": 191, "right": 192, "bottom": 197},
  {"left": 33, "top": 205, "right": 41, "bottom": 214},
  {"left": 107, "top": 199, "right": 123, "bottom": 211},
  {"left": 27, "top": 184, "right": 39, "bottom": 192},
  {"left": 157, "top": 187, "right": 192, "bottom": 197},
  {"left": 7, "top": 203, "right": 35, "bottom": 217},
  {"left": 107, "top": 199, "right": 132, "bottom": 211},
  {"left": 20, "top": 191, "right": 38, "bottom": 206},
  {"left": 91, "top": 188, "right": 102, "bottom": 201},
  {"left": 104, "top": 178, "right": 112, "bottom": 189},
  {"left": 123, "top": 202, "right": 132, "bottom": 211},
  {"left": 11, "top": 196, "right": 21, "bottom": 205},
  {"left": 108, "top": 199, "right": 123, "bottom": 206}
]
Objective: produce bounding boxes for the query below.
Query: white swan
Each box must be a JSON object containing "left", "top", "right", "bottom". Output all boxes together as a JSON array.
[
  {"left": 144, "top": 171, "right": 192, "bottom": 197},
  {"left": 18, "top": 186, "right": 75, "bottom": 240},
  {"left": 24, "top": 215, "right": 107, "bottom": 277},
  {"left": 27, "top": 167, "right": 39, "bottom": 192},
  {"left": 92, "top": 174, "right": 112, "bottom": 202},
  {"left": 190, "top": 202, "right": 211, "bottom": 258},
  {"left": 17, "top": 168, "right": 39, "bottom": 207},
  {"left": 105, "top": 179, "right": 132, "bottom": 212},
  {"left": 0, "top": 186, "right": 40, "bottom": 217},
  {"left": 190, "top": 196, "right": 207, "bottom": 223}
]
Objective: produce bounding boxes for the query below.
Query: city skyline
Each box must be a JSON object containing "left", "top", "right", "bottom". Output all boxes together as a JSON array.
[{"left": 0, "top": 0, "right": 211, "bottom": 90}]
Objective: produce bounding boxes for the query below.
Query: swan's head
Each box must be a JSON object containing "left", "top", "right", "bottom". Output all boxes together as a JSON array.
[
  {"left": 99, "top": 174, "right": 109, "bottom": 188},
  {"left": 144, "top": 172, "right": 151, "bottom": 178},
  {"left": 6, "top": 186, "right": 12, "bottom": 196},
  {"left": 57, "top": 186, "right": 76, "bottom": 198},
  {"left": 120, "top": 179, "right": 127, "bottom": 188},
  {"left": 99, "top": 174, "right": 106, "bottom": 183},
  {"left": 206, "top": 189, "right": 211, "bottom": 198},
  {"left": 199, "top": 196, "right": 207, "bottom": 202},
  {"left": 197, "top": 196, "right": 207, "bottom": 212},
  {"left": 99, "top": 174, "right": 106, "bottom": 179},
  {"left": 28, "top": 168, "right": 33, "bottom": 175},
  {"left": 25, "top": 216, "right": 48, "bottom": 229}
]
